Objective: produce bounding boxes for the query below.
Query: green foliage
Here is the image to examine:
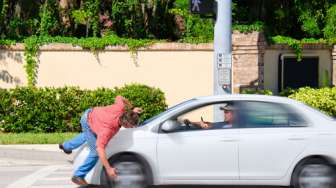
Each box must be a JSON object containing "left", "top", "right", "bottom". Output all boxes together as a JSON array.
[
  {"left": 71, "top": 10, "right": 89, "bottom": 25},
  {"left": 233, "top": 22, "right": 264, "bottom": 33},
  {"left": 0, "top": 0, "right": 8, "bottom": 25},
  {"left": 7, "top": 17, "right": 40, "bottom": 40},
  {"left": 22, "top": 35, "right": 156, "bottom": 87},
  {"left": 0, "top": 39, "right": 15, "bottom": 45},
  {"left": 71, "top": 0, "right": 100, "bottom": 37},
  {"left": 0, "top": 84, "right": 167, "bottom": 133},
  {"left": 322, "top": 70, "right": 331, "bottom": 87},
  {"left": 297, "top": 8, "right": 322, "bottom": 37},
  {"left": 270, "top": 36, "right": 332, "bottom": 62},
  {"left": 279, "top": 88, "right": 298, "bottom": 97},
  {"left": 111, "top": 0, "right": 176, "bottom": 39},
  {"left": 170, "top": 1, "right": 214, "bottom": 43},
  {"left": 323, "top": 5, "right": 336, "bottom": 38},
  {"left": 23, "top": 37, "right": 40, "bottom": 87},
  {"left": 288, "top": 87, "right": 336, "bottom": 117},
  {"left": 240, "top": 89, "right": 273, "bottom": 95},
  {"left": 87, "top": 0, "right": 100, "bottom": 37},
  {"left": 0, "top": 132, "right": 78, "bottom": 144},
  {"left": 294, "top": 0, "right": 334, "bottom": 38},
  {"left": 271, "top": 36, "right": 303, "bottom": 61},
  {"left": 39, "top": 0, "right": 59, "bottom": 36}
]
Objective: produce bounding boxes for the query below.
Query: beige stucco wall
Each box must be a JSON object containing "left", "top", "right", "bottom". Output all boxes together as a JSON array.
[
  {"left": 0, "top": 50, "right": 27, "bottom": 88},
  {"left": 37, "top": 50, "right": 213, "bottom": 105},
  {"left": 1, "top": 38, "right": 334, "bottom": 106},
  {"left": 264, "top": 48, "right": 332, "bottom": 94},
  {"left": 0, "top": 44, "right": 214, "bottom": 106}
]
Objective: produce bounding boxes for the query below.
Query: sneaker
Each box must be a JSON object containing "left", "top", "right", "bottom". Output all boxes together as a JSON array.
[
  {"left": 58, "top": 143, "right": 72, "bottom": 154},
  {"left": 71, "top": 176, "right": 88, "bottom": 186}
]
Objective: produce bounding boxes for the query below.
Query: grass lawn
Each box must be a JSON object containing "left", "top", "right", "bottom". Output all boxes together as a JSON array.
[{"left": 0, "top": 132, "right": 78, "bottom": 144}]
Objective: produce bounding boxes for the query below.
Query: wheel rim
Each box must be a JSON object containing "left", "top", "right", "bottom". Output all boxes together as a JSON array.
[
  {"left": 109, "top": 161, "right": 146, "bottom": 188},
  {"left": 298, "top": 164, "right": 334, "bottom": 188}
]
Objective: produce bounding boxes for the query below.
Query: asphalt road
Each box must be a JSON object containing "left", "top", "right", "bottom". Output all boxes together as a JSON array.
[
  {"left": 0, "top": 162, "right": 284, "bottom": 188},
  {"left": 0, "top": 151, "right": 284, "bottom": 188}
]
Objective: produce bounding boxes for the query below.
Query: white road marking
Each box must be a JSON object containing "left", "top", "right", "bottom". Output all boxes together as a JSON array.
[{"left": 6, "top": 165, "right": 60, "bottom": 188}]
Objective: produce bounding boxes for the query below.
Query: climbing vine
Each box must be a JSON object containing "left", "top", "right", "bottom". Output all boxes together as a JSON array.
[
  {"left": 271, "top": 36, "right": 331, "bottom": 62},
  {"left": 23, "top": 35, "right": 156, "bottom": 87},
  {"left": 0, "top": 0, "right": 8, "bottom": 25}
]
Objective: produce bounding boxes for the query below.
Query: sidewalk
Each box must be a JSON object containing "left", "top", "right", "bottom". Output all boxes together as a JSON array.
[{"left": 0, "top": 144, "right": 74, "bottom": 164}]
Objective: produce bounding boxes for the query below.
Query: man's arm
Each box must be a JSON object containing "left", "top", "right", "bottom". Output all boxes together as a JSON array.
[
  {"left": 184, "top": 119, "right": 212, "bottom": 129},
  {"left": 97, "top": 147, "right": 117, "bottom": 179}
]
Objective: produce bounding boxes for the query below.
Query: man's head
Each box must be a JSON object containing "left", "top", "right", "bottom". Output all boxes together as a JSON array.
[
  {"left": 119, "top": 110, "right": 140, "bottom": 128},
  {"left": 220, "top": 103, "right": 235, "bottom": 124}
]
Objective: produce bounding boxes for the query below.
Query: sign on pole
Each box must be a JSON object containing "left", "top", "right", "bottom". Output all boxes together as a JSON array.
[
  {"left": 189, "top": 0, "right": 216, "bottom": 15},
  {"left": 189, "top": 0, "right": 232, "bottom": 122}
]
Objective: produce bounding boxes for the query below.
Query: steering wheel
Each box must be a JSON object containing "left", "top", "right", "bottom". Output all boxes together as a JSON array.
[{"left": 183, "top": 119, "right": 191, "bottom": 129}]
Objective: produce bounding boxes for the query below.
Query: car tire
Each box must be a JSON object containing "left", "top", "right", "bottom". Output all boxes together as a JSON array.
[
  {"left": 291, "top": 158, "right": 336, "bottom": 188},
  {"left": 100, "top": 155, "right": 151, "bottom": 188}
]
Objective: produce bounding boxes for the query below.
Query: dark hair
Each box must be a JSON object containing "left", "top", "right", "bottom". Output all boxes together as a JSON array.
[{"left": 120, "top": 110, "right": 140, "bottom": 126}]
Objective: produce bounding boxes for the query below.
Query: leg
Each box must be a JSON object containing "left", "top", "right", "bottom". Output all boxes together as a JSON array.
[
  {"left": 62, "top": 109, "right": 91, "bottom": 151},
  {"left": 74, "top": 151, "right": 99, "bottom": 178},
  {"left": 73, "top": 109, "right": 98, "bottom": 178},
  {"left": 62, "top": 133, "right": 86, "bottom": 151}
]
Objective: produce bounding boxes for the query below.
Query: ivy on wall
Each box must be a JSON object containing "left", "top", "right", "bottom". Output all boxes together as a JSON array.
[
  {"left": 2, "top": 33, "right": 336, "bottom": 87},
  {"left": 270, "top": 36, "right": 333, "bottom": 62},
  {"left": 22, "top": 35, "right": 156, "bottom": 87},
  {"left": 0, "top": 0, "right": 9, "bottom": 33}
]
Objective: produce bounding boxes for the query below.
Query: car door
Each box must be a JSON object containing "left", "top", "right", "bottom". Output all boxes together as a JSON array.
[
  {"left": 157, "top": 103, "right": 239, "bottom": 183},
  {"left": 237, "top": 101, "right": 313, "bottom": 180}
]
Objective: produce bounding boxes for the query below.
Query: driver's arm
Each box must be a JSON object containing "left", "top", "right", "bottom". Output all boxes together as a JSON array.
[{"left": 184, "top": 119, "right": 212, "bottom": 129}]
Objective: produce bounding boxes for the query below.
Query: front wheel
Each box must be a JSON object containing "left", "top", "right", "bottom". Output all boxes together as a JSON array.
[
  {"left": 291, "top": 158, "right": 336, "bottom": 188},
  {"left": 101, "top": 155, "right": 150, "bottom": 188}
]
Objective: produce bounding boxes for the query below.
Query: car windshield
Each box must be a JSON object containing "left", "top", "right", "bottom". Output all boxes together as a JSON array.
[{"left": 139, "top": 99, "right": 196, "bottom": 126}]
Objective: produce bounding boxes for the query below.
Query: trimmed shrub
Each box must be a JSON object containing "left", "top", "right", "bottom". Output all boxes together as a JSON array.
[
  {"left": 240, "top": 89, "right": 273, "bottom": 95},
  {"left": 288, "top": 87, "right": 336, "bottom": 117},
  {"left": 0, "top": 84, "right": 167, "bottom": 133}
]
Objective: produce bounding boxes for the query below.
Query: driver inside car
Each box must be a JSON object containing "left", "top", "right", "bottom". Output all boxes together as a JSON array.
[{"left": 182, "top": 103, "right": 236, "bottom": 129}]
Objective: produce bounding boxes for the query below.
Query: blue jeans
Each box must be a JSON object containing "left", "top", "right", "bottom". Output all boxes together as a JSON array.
[{"left": 63, "top": 109, "right": 99, "bottom": 178}]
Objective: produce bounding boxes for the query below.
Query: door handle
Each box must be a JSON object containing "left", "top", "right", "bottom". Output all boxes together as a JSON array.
[
  {"left": 219, "top": 137, "right": 238, "bottom": 142},
  {"left": 288, "top": 135, "right": 307, "bottom": 141}
]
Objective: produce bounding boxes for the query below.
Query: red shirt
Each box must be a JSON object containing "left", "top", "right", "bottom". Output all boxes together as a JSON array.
[{"left": 88, "top": 96, "right": 125, "bottom": 149}]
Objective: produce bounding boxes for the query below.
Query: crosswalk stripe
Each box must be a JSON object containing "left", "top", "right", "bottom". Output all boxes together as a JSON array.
[
  {"left": 30, "top": 185, "right": 77, "bottom": 188},
  {"left": 6, "top": 165, "right": 60, "bottom": 188}
]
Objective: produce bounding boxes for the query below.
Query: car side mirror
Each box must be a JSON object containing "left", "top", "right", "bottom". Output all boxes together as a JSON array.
[{"left": 161, "top": 120, "right": 179, "bottom": 133}]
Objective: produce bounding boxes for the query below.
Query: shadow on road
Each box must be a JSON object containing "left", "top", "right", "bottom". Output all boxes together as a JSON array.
[{"left": 83, "top": 186, "right": 285, "bottom": 188}]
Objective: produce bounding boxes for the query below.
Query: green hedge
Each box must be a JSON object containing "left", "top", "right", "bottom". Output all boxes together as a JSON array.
[
  {"left": 0, "top": 84, "right": 167, "bottom": 133},
  {"left": 288, "top": 87, "right": 336, "bottom": 117},
  {"left": 240, "top": 89, "right": 273, "bottom": 95}
]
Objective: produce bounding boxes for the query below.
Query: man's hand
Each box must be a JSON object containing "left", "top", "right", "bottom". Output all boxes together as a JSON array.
[
  {"left": 133, "top": 107, "right": 143, "bottom": 114},
  {"left": 106, "top": 167, "right": 118, "bottom": 179},
  {"left": 199, "top": 121, "right": 212, "bottom": 129}
]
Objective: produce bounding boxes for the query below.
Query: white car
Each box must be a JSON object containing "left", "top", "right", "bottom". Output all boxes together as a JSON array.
[{"left": 73, "top": 95, "right": 336, "bottom": 188}]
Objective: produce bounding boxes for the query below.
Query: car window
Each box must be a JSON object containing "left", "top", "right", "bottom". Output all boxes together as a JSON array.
[
  {"left": 238, "top": 101, "right": 308, "bottom": 128},
  {"left": 162, "top": 102, "right": 237, "bottom": 133},
  {"left": 140, "top": 99, "right": 196, "bottom": 126}
]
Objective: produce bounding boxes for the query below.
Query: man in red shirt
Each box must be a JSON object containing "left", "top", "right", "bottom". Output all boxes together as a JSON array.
[{"left": 59, "top": 95, "right": 142, "bottom": 186}]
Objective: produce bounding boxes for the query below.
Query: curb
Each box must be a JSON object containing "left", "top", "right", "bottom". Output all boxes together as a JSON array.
[{"left": 0, "top": 145, "right": 74, "bottom": 164}]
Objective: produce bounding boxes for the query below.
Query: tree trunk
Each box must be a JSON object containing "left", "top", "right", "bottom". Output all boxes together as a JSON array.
[{"left": 58, "top": 0, "right": 71, "bottom": 29}]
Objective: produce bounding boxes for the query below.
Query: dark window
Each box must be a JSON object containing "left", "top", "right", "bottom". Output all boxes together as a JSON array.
[{"left": 238, "top": 101, "right": 308, "bottom": 128}]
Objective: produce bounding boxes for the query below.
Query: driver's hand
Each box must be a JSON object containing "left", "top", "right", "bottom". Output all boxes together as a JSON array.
[
  {"left": 183, "top": 119, "right": 191, "bottom": 125},
  {"left": 200, "top": 121, "right": 211, "bottom": 129}
]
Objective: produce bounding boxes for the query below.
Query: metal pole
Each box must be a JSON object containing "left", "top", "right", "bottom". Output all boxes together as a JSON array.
[{"left": 214, "top": 0, "right": 232, "bottom": 122}]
